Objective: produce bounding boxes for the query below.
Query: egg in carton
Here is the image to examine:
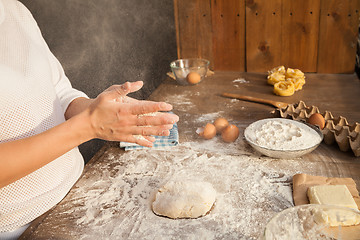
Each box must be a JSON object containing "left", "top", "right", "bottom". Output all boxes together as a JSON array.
[{"left": 271, "top": 101, "right": 360, "bottom": 157}]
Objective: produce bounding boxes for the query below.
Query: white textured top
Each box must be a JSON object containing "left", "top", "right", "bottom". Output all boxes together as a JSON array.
[{"left": 0, "top": 0, "right": 88, "bottom": 232}]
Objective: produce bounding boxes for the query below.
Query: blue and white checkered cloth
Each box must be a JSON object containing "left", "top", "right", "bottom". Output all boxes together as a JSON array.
[{"left": 119, "top": 123, "right": 179, "bottom": 150}]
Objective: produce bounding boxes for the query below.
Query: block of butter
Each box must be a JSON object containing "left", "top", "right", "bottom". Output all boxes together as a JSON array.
[
  {"left": 307, "top": 185, "right": 360, "bottom": 226},
  {"left": 308, "top": 185, "right": 358, "bottom": 209}
]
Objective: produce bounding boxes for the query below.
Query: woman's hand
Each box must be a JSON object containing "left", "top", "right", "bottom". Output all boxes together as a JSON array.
[{"left": 83, "top": 81, "right": 179, "bottom": 147}]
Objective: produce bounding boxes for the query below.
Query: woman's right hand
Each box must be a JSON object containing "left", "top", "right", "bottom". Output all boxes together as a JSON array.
[{"left": 82, "top": 81, "right": 179, "bottom": 147}]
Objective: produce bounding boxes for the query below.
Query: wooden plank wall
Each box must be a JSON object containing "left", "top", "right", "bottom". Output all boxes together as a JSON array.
[
  {"left": 317, "top": 0, "right": 360, "bottom": 73},
  {"left": 174, "top": 0, "right": 360, "bottom": 73},
  {"left": 174, "top": 0, "right": 213, "bottom": 67},
  {"left": 280, "top": 0, "right": 320, "bottom": 72},
  {"left": 211, "top": 0, "right": 245, "bottom": 71},
  {"left": 246, "top": 0, "right": 282, "bottom": 72}
]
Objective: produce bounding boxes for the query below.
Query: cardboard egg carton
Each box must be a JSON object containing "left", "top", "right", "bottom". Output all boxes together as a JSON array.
[{"left": 271, "top": 101, "right": 360, "bottom": 157}]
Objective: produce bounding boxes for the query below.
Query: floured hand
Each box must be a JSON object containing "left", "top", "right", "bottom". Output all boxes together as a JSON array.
[{"left": 82, "top": 81, "right": 179, "bottom": 147}]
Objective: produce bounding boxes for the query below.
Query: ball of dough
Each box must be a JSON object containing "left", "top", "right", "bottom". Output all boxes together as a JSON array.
[{"left": 152, "top": 180, "right": 216, "bottom": 219}]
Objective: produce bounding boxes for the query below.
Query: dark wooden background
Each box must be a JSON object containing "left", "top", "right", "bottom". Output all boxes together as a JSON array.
[{"left": 175, "top": 0, "right": 360, "bottom": 73}]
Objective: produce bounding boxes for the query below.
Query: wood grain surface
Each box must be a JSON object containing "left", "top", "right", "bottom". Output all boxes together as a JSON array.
[
  {"left": 174, "top": 0, "right": 213, "bottom": 67},
  {"left": 281, "top": 0, "right": 320, "bottom": 72},
  {"left": 211, "top": 0, "right": 245, "bottom": 71},
  {"left": 175, "top": 0, "right": 360, "bottom": 73},
  {"left": 20, "top": 72, "right": 360, "bottom": 239},
  {"left": 317, "top": 0, "right": 360, "bottom": 73},
  {"left": 245, "top": 0, "right": 282, "bottom": 73}
]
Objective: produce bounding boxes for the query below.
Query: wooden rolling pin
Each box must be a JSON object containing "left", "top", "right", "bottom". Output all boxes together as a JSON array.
[{"left": 221, "top": 93, "right": 289, "bottom": 109}]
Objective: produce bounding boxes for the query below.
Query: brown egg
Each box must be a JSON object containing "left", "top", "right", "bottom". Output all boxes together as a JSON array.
[
  {"left": 199, "top": 123, "right": 216, "bottom": 140},
  {"left": 307, "top": 113, "right": 325, "bottom": 129},
  {"left": 186, "top": 72, "right": 201, "bottom": 85},
  {"left": 221, "top": 125, "right": 240, "bottom": 143},
  {"left": 213, "top": 117, "right": 229, "bottom": 134}
]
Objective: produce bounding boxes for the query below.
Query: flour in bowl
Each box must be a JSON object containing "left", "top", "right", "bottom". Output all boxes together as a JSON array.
[{"left": 245, "top": 118, "right": 322, "bottom": 151}]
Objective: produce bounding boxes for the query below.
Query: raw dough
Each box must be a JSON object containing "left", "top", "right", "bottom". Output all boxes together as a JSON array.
[{"left": 152, "top": 181, "right": 216, "bottom": 219}]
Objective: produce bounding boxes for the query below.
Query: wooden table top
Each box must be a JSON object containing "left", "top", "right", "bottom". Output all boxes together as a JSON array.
[{"left": 21, "top": 72, "right": 360, "bottom": 239}]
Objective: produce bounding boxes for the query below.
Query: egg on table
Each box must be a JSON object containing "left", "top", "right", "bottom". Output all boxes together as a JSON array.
[
  {"left": 197, "top": 123, "right": 216, "bottom": 140},
  {"left": 213, "top": 117, "right": 229, "bottom": 134},
  {"left": 307, "top": 113, "right": 325, "bottom": 129},
  {"left": 221, "top": 125, "right": 240, "bottom": 142}
]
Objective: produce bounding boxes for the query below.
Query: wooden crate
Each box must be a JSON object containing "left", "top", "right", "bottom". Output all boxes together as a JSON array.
[{"left": 174, "top": 0, "right": 360, "bottom": 73}]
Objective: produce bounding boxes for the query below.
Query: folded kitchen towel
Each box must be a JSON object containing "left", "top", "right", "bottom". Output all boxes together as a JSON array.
[{"left": 119, "top": 123, "right": 179, "bottom": 150}]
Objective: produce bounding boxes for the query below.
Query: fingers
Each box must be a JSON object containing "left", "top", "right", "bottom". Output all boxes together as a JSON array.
[
  {"left": 136, "top": 112, "right": 179, "bottom": 126},
  {"left": 143, "top": 135, "right": 156, "bottom": 142},
  {"left": 120, "top": 125, "right": 170, "bottom": 148},
  {"left": 113, "top": 102, "right": 178, "bottom": 126},
  {"left": 130, "top": 101, "right": 174, "bottom": 116},
  {"left": 119, "top": 124, "right": 173, "bottom": 137},
  {"left": 127, "top": 81, "right": 144, "bottom": 93},
  {"left": 121, "top": 134, "right": 155, "bottom": 148},
  {"left": 110, "top": 111, "right": 178, "bottom": 128}
]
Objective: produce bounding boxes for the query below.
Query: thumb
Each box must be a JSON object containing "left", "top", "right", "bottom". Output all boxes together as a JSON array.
[{"left": 104, "top": 81, "right": 144, "bottom": 102}]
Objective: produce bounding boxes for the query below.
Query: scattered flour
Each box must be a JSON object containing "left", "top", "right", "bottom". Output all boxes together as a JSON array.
[
  {"left": 245, "top": 118, "right": 322, "bottom": 151},
  {"left": 52, "top": 140, "right": 302, "bottom": 240},
  {"left": 195, "top": 112, "right": 223, "bottom": 123},
  {"left": 38, "top": 117, "right": 327, "bottom": 239},
  {"left": 138, "top": 112, "right": 158, "bottom": 117},
  {"left": 233, "top": 78, "right": 249, "bottom": 84},
  {"left": 162, "top": 92, "right": 194, "bottom": 111}
]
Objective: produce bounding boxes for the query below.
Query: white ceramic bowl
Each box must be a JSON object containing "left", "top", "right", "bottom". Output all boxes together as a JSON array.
[{"left": 244, "top": 118, "right": 323, "bottom": 159}]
